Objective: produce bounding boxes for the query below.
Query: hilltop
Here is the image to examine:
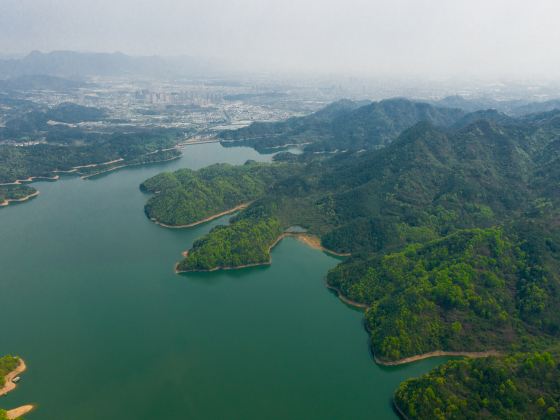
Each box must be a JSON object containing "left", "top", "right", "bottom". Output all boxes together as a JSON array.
[{"left": 219, "top": 98, "right": 465, "bottom": 153}]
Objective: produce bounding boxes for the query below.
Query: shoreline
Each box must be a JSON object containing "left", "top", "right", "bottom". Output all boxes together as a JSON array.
[
  {"left": 71, "top": 157, "right": 124, "bottom": 170},
  {"left": 293, "top": 234, "right": 350, "bottom": 257},
  {"left": 0, "top": 359, "right": 27, "bottom": 396},
  {"left": 176, "top": 232, "right": 289, "bottom": 273},
  {"left": 325, "top": 284, "right": 369, "bottom": 309},
  {"left": 153, "top": 202, "right": 251, "bottom": 229},
  {"left": 1, "top": 359, "right": 35, "bottom": 418},
  {"left": 326, "top": 287, "right": 502, "bottom": 365},
  {"left": 374, "top": 350, "right": 501, "bottom": 366},
  {"left": 1, "top": 147, "right": 181, "bottom": 186},
  {"left": 0, "top": 176, "right": 59, "bottom": 186},
  {"left": 81, "top": 154, "right": 181, "bottom": 180},
  {"left": 0, "top": 190, "right": 40, "bottom": 207},
  {"left": 175, "top": 227, "right": 498, "bottom": 365},
  {"left": 393, "top": 399, "right": 410, "bottom": 420},
  {"left": 6, "top": 405, "right": 34, "bottom": 420},
  {"left": 176, "top": 232, "right": 349, "bottom": 274}
]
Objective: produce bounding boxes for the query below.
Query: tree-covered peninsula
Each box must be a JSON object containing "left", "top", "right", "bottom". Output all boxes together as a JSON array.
[
  {"left": 0, "top": 129, "right": 181, "bottom": 184},
  {"left": 328, "top": 227, "right": 557, "bottom": 362},
  {"left": 177, "top": 216, "right": 283, "bottom": 271},
  {"left": 141, "top": 161, "right": 294, "bottom": 227},
  {"left": 0, "top": 184, "right": 38, "bottom": 207},
  {"left": 145, "top": 104, "right": 560, "bottom": 418},
  {"left": 0, "top": 94, "right": 184, "bottom": 186}
]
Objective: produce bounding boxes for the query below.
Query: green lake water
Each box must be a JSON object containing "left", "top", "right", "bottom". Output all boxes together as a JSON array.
[{"left": 0, "top": 143, "right": 447, "bottom": 419}]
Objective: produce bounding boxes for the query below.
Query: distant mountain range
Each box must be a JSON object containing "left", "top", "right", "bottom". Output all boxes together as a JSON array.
[
  {"left": 431, "top": 94, "right": 560, "bottom": 117},
  {"left": 0, "top": 74, "right": 86, "bottom": 91},
  {"left": 0, "top": 50, "right": 219, "bottom": 80},
  {"left": 220, "top": 96, "right": 560, "bottom": 153}
]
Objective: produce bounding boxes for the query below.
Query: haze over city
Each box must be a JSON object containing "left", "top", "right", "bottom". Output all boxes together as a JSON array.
[{"left": 1, "top": 0, "right": 560, "bottom": 78}]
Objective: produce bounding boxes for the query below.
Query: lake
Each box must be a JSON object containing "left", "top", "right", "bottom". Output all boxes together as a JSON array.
[{"left": 0, "top": 143, "right": 447, "bottom": 419}]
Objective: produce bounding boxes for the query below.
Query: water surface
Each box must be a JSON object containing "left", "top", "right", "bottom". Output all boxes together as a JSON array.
[{"left": 0, "top": 143, "right": 446, "bottom": 419}]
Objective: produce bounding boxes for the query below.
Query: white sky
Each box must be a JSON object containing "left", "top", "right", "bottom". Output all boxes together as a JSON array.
[{"left": 1, "top": 0, "right": 559, "bottom": 78}]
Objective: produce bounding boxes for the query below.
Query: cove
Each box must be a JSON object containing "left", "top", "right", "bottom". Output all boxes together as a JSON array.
[{"left": 0, "top": 143, "right": 448, "bottom": 419}]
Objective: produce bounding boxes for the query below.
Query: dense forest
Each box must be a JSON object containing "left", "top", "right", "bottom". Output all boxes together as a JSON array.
[
  {"left": 141, "top": 161, "right": 294, "bottom": 226},
  {"left": 328, "top": 228, "right": 557, "bottom": 362},
  {"left": 0, "top": 184, "right": 38, "bottom": 206},
  {"left": 0, "top": 130, "right": 181, "bottom": 183},
  {"left": 177, "top": 216, "right": 282, "bottom": 271},
  {"left": 146, "top": 102, "right": 560, "bottom": 418},
  {"left": 395, "top": 348, "right": 560, "bottom": 419}
]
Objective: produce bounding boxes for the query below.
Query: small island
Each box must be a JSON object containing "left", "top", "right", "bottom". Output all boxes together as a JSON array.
[{"left": 0, "top": 355, "right": 34, "bottom": 419}]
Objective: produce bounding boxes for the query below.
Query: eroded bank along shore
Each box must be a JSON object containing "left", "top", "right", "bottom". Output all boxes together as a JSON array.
[
  {"left": 325, "top": 284, "right": 369, "bottom": 309},
  {"left": 1, "top": 358, "right": 34, "bottom": 419},
  {"left": 375, "top": 350, "right": 501, "bottom": 366},
  {"left": 80, "top": 153, "right": 181, "bottom": 180},
  {"left": 152, "top": 202, "right": 252, "bottom": 229},
  {"left": 0, "top": 148, "right": 182, "bottom": 211},
  {"left": 0, "top": 191, "right": 40, "bottom": 208},
  {"left": 0, "top": 175, "right": 59, "bottom": 186}
]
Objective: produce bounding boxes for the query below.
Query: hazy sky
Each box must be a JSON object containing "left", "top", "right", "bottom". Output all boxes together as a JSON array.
[{"left": 1, "top": 0, "right": 559, "bottom": 78}]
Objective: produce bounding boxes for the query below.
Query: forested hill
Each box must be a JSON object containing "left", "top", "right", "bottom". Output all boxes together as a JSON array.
[
  {"left": 165, "top": 110, "right": 560, "bottom": 268},
  {"left": 218, "top": 98, "right": 465, "bottom": 153},
  {"left": 141, "top": 162, "right": 294, "bottom": 227},
  {"left": 0, "top": 95, "right": 184, "bottom": 187},
  {"left": 394, "top": 347, "right": 560, "bottom": 419},
  {"left": 147, "top": 108, "right": 560, "bottom": 418}
]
